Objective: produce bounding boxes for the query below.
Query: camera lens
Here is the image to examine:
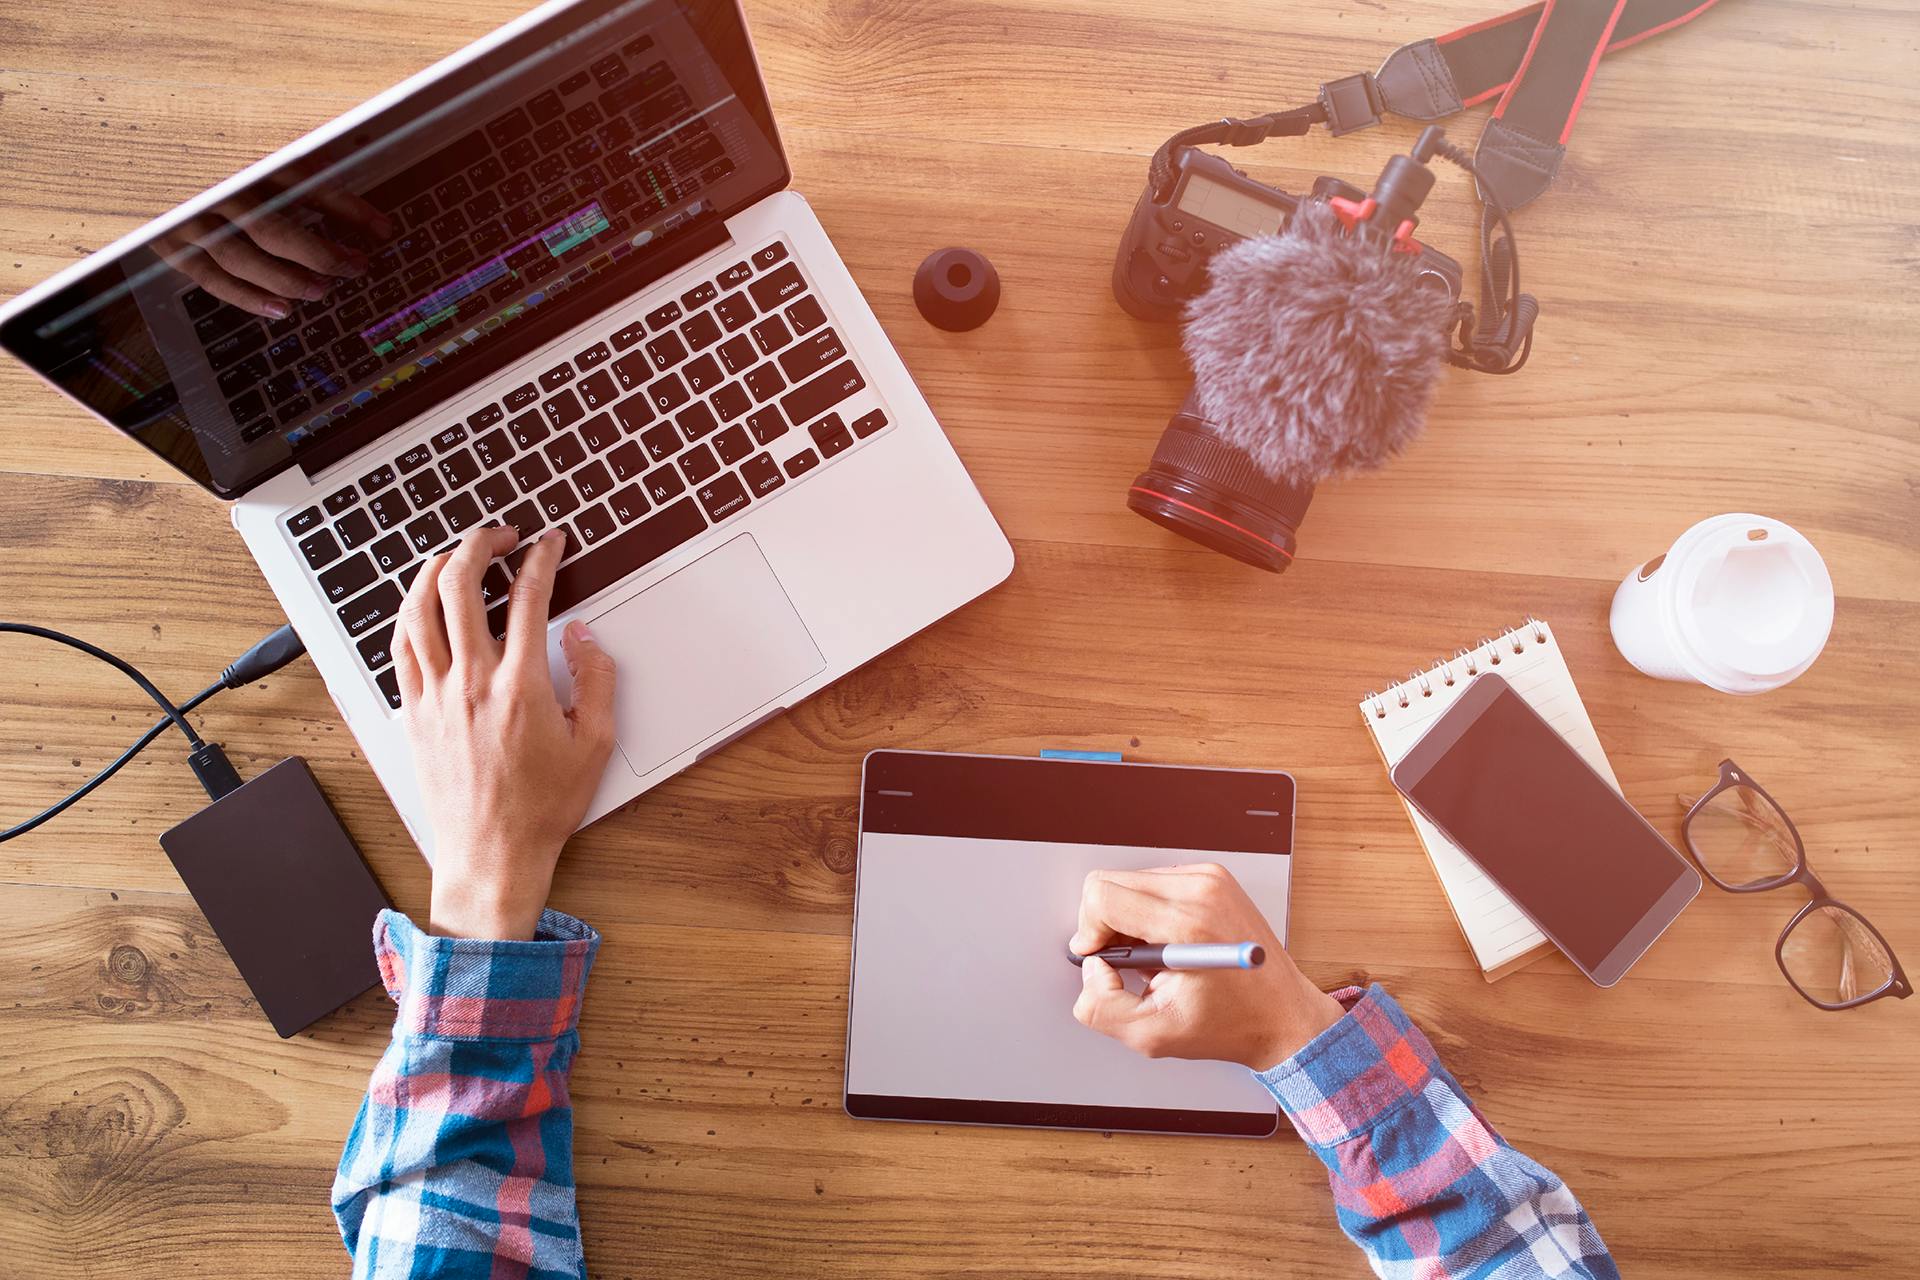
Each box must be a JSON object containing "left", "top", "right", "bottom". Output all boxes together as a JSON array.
[{"left": 1127, "top": 391, "right": 1314, "bottom": 573}]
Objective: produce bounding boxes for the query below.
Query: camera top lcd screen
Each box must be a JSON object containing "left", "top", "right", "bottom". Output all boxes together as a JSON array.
[{"left": 1175, "top": 172, "right": 1287, "bottom": 239}]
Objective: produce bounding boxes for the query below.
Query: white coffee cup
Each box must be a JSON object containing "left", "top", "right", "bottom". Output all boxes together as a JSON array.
[{"left": 1609, "top": 514, "right": 1834, "bottom": 695}]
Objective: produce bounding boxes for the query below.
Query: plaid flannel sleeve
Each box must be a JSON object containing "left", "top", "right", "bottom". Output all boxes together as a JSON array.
[
  {"left": 332, "top": 908, "right": 599, "bottom": 1280},
  {"left": 1257, "top": 985, "right": 1618, "bottom": 1280}
]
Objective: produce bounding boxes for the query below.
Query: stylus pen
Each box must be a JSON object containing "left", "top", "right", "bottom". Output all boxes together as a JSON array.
[{"left": 1066, "top": 942, "right": 1265, "bottom": 970}]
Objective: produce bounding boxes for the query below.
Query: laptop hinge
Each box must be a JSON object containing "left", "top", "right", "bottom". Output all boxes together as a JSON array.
[{"left": 290, "top": 217, "right": 734, "bottom": 482}]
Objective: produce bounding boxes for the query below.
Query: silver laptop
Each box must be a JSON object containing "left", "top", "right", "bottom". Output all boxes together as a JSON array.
[{"left": 0, "top": 0, "right": 1012, "bottom": 857}]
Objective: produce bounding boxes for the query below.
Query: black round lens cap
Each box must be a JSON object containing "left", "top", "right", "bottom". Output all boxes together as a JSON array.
[{"left": 914, "top": 247, "right": 1000, "bottom": 331}]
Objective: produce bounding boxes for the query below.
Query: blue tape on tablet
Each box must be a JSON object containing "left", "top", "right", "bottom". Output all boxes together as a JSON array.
[{"left": 1040, "top": 748, "right": 1123, "bottom": 762}]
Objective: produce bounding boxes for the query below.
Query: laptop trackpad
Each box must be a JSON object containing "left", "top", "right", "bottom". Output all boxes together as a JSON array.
[{"left": 582, "top": 535, "right": 825, "bottom": 777}]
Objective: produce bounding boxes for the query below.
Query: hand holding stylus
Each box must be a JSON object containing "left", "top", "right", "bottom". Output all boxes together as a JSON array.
[{"left": 1069, "top": 864, "right": 1343, "bottom": 1071}]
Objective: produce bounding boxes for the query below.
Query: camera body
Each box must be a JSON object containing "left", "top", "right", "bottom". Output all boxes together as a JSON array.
[{"left": 1113, "top": 147, "right": 1465, "bottom": 323}]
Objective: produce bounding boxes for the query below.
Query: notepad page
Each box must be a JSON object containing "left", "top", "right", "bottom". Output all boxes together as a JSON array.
[{"left": 1358, "top": 622, "right": 1622, "bottom": 973}]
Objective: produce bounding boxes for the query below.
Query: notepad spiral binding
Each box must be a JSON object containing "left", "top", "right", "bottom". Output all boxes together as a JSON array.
[{"left": 1365, "top": 617, "right": 1550, "bottom": 719}]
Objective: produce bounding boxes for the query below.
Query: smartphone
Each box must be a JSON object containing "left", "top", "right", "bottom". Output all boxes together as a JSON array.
[{"left": 1390, "top": 673, "right": 1700, "bottom": 987}]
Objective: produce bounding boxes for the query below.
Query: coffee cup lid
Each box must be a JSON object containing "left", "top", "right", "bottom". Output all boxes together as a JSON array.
[{"left": 1671, "top": 517, "right": 1833, "bottom": 683}]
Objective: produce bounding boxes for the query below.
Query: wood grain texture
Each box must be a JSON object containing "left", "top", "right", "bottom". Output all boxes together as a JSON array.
[{"left": 2, "top": 1, "right": 1917, "bottom": 1276}]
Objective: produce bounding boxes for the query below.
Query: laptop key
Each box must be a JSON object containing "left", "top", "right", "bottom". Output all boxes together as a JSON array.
[
  {"left": 504, "top": 382, "right": 540, "bottom": 411},
  {"left": 744, "top": 362, "right": 786, "bottom": 402},
  {"left": 852, "top": 408, "right": 889, "bottom": 438},
  {"left": 542, "top": 387, "right": 586, "bottom": 430},
  {"left": 612, "top": 392, "right": 655, "bottom": 434},
  {"left": 712, "top": 382, "right": 752, "bottom": 423},
  {"left": 717, "top": 260, "right": 753, "bottom": 289},
  {"left": 575, "top": 340, "right": 612, "bottom": 371},
  {"left": 338, "top": 580, "right": 404, "bottom": 638},
  {"left": 696, "top": 472, "right": 750, "bottom": 522},
  {"left": 547, "top": 497, "right": 706, "bottom": 618},
  {"left": 574, "top": 459, "right": 613, "bottom": 501},
  {"left": 607, "top": 440, "right": 648, "bottom": 481},
  {"left": 432, "top": 424, "right": 469, "bottom": 453},
  {"left": 510, "top": 453, "right": 553, "bottom": 493},
  {"left": 397, "top": 443, "right": 435, "bottom": 473},
  {"left": 678, "top": 443, "right": 721, "bottom": 484},
  {"left": 645, "top": 300, "right": 683, "bottom": 331},
  {"left": 680, "top": 281, "right": 718, "bottom": 310},
  {"left": 715, "top": 293, "right": 755, "bottom": 332},
  {"left": 336, "top": 508, "right": 378, "bottom": 549},
  {"left": 747, "top": 261, "right": 804, "bottom": 311},
  {"left": 403, "top": 470, "right": 447, "bottom": 509},
  {"left": 712, "top": 425, "right": 752, "bottom": 466},
  {"left": 287, "top": 506, "right": 324, "bottom": 536},
  {"left": 544, "top": 431, "right": 587, "bottom": 474},
  {"left": 508, "top": 410, "right": 550, "bottom": 450},
  {"left": 358, "top": 463, "right": 397, "bottom": 495},
  {"left": 575, "top": 503, "right": 617, "bottom": 547},
  {"left": 442, "top": 491, "right": 483, "bottom": 533},
  {"left": 717, "top": 334, "right": 757, "bottom": 375},
  {"left": 682, "top": 353, "right": 721, "bottom": 395},
  {"left": 612, "top": 320, "right": 648, "bottom": 352},
  {"left": 740, "top": 452, "right": 785, "bottom": 498},
  {"left": 809, "top": 413, "right": 855, "bottom": 458},
  {"left": 323, "top": 485, "right": 360, "bottom": 517},
  {"left": 612, "top": 350, "right": 651, "bottom": 392},
  {"left": 643, "top": 462, "right": 687, "bottom": 504},
  {"left": 783, "top": 448, "right": 820, "bottom": 479},
  {"left": 319, "top": 552, "right": 377, "bottom": 604},
  {"left": 676, "top": 400, "right": 718, "bottom": 441},
  {"left": 645, "top": 331, "right": 688, "bottom": 371},
  {"left": 747, "top": 406, "right": 788, "bottom": 446},
  {"left": 648, "top": 372, "right": 690, "bottom": 414},
  {"left": 750, "top": 313, "right": 793, "bottom": 357},
  {"left": 539, "top": 362, "right": 576, "bottom": 392},
  {"left": 375, "top": 667, "right": 403, "bottom": 710},
  {"left": 786, "top": 295, "right": 827, "bottom": 335},
  {"left": 439, "top": 448, "right": 482, "bottom": 490},
  {"left": 608, "top": 482, "right": 649, "bottom": 524},
  {"left": 371, "top": 532, "right": 411, "bottom": 574},
  {"left": 538, "top": 479, "right": 581, "bottom": 522},
  {"left": 357, "top": 622, "right": 397, "bottom": 672},
  {"left": 500, "top": 499, "right": 545, "bottom": 542},
  {"left": 473, "top": 428, "right": 515, "bottom": 470},
  {"left": 406, "top": 512, "right": 449, "bottom": 555},
  {"left": 298, "top": 527, "right": 342, "bottom": 569},
  {"left": 367, "top": 489, "right": 410, "bottom": 531},
  {"left": 781, "top": 361, "right": 866, "bottom": 429},
  {"left": 779, "top": 329, "right": 847, "bottom": 382},
  {"left": 681, "top": 310, "right": 722, "bottom": 352},
  {"left": 476, "top": 472, "right": 517, "bottom": 514},
  {"left": 577, "top": 369, "right": 617, "bottom": 411},
  {"left": 579, "top": 412, "right": 620, "bottom": 454},
  {"left": 752, "top": 242, "right": 789, "bottom": 270},
  {"left": 467, "top": 403, "right": 505, "bottom": 430}
]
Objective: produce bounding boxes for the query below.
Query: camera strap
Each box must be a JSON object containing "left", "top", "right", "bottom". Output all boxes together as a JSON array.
[{"left": 1350, "top": 0, "right": 1726, "bottom": 210}]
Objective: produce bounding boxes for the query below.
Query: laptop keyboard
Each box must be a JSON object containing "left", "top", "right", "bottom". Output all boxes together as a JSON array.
[
  {"left": 283, "top": 237, "right": 890, "bottom": 711},
  {"left": 183, "top": 32, "right": 733, "bottom": 441}
]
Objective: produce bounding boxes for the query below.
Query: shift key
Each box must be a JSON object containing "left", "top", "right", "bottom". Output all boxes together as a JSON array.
[
  {"left": 779, "top": 360, "right": 864, "bottom": 428},
  {"left": 337, "top": 580, "right": 404, "bottom": 637}
]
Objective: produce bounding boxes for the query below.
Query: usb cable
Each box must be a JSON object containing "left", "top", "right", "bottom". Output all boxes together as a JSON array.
[{"left": 0, "top": 621, "right": 307, "bottom": 843}]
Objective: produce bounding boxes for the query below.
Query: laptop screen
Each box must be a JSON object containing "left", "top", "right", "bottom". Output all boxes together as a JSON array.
[{"left": 0, "top": 0, "right": 787, "bottom": 496}]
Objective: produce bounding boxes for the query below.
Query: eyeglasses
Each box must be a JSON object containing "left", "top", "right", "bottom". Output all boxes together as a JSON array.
[{"left": 1681, "top": 759, "right": 1911, "bottom": 1010}]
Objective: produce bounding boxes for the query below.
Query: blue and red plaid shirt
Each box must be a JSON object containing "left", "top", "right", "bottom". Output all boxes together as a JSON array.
[{"left": 334, "top": 911, "right": 1615, "bottom": 1279}]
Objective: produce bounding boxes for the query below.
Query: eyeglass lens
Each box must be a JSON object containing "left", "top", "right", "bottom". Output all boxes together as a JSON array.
[
  {"left": 1687, "top": 782, "right": 1799, "bottom": 888},
  {"left": 1781, "top": 904, "right": 1896, "bottom": 1007}
]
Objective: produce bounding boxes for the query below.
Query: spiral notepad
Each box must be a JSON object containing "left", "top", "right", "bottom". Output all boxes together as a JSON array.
[{"left": 1358, "top": 619, "right": 1623, "bottom": 980}]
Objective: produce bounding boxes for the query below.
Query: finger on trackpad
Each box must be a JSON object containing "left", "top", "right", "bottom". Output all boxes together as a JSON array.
[{"left": 555, "top": 535, "right": 825, "bottom": 777}]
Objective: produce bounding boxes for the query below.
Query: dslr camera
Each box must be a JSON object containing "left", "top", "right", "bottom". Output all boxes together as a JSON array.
[{"left": 1114, "top": 143, "right": 1472, "bottom": 572}]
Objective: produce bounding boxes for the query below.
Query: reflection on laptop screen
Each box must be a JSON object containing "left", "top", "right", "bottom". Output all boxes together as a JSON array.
[{"left": 0, "top": 0, "right": 786, "bottom": 494}]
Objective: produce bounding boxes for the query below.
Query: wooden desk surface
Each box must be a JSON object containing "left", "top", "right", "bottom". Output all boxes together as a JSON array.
[{"left": 3, "top": 2, "right": 1917, "bottom": 1275}]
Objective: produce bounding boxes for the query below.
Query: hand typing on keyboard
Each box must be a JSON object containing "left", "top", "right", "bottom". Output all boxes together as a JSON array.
[
  {"left": 154, "top": 169, "right": 393, "bottom": 320},
  {"left": 390, "top": 524, "right": 617, "bottom": 940}
]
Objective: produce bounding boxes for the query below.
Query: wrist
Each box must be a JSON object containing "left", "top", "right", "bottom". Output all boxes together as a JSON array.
[
  {"left": 1246, "top": 986, "right": 1346, "bottom": 1071},
  {"left": 429, "top": 871, "right": 551, "bottom": 941}
]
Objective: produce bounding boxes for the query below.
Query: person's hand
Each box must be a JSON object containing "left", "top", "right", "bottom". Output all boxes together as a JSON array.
[
  {"left": 392, "top": 524, "right": 618, "bottom": 940},
  {"left": 155, "top": 177, "right": 392, "bottom": 318},
  {"left": 1069, "top": 864, "right": 1345, "bottom": 1071}
]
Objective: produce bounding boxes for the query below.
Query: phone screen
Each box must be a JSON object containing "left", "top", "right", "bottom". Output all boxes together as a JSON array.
[{"left": 1395, "top": 676, "right": 1699, "bottom": 980}]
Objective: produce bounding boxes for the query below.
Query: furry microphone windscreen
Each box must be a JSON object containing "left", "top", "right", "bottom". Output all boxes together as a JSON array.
[{"left": 1182, "top": 201, "right": 1457, "bottom": 485}]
